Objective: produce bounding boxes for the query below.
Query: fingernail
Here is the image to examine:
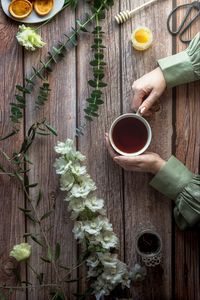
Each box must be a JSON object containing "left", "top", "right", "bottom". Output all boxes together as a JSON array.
[{"left": 140, "top": 107, "right": 146, "bottom": 114}]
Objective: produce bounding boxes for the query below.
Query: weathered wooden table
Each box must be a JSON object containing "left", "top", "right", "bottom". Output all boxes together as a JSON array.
[{"left": 0, "top": 0, "right": 199, "bottom": 299}]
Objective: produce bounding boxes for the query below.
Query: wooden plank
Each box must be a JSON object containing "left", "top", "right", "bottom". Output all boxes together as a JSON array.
[
  {"left": 76, "top": 0, "right": 125, "bottom": 295},
  {"left": 24, "top": 8, "right": 77, "bottom": 299},
  {"left": 174, "top": 0, "right": 200, "bottom": 298},
  {"left": 120, "top": 0, "right": 173, "bottom": 298},
  {"left": 0, "top": 9, "right": 26, "bottom": 300}
]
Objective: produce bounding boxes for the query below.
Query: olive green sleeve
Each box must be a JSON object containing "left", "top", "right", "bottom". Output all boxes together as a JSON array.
[
  {"left": 150, "top": 156, "right": 200, "bottom": 230},
  {"left": 157, "top": 33, "right": 200, "bottom": 88}
]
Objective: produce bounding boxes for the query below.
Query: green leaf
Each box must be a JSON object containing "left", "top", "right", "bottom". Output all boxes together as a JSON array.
[
  {"left": 15, "top": 94, "right": 25, "bottom": 104},
  {"left": 36, "top": 189, "right": 42, "bottom": 207},
  {"left": 36, "top": 131, "right": 50, "bottom": 136},
  {"left": 44, "top": 123, "right": 57, "bottom": 136},
  {"left": 0, "top": 129, "right": 19, "bottom": 141},
  {"left": 16, "top": 85, "right": 31, "bottom": 94},
  {"left": 85, "top": 115, "right": 93, "bottom": 121},
  {"left": 98, "top": 82, "right": 107, "bottom": 87},
  {"left": 55, "top": 243, "right": 61, "bottom": 261},
  {"left": 76, "top": 20, "right": 88, "bottom": 32},
  {"left": 58, "top": 264, "right": 70, "bottom": 271},
  {"left": 26, "top": 183, "right": 38, "bottom": 188},
  {"left": 88, "top": 80, "right": 97, "bottom": 88},
  {"left": 94, "top": 52, "right": 104, "bottom": 60},
  {"left": 18, "top": 207, "right": 32, "bottom": 213},
  {"left": 94, "top": 38, "right": 102, "bottom": 44},
  {"left": 31, "top": 235, "right": 44, "bottom": 247},
  {"left": 40, "top": 210, "right": 53, "bottom": 221},
  {"left": 25, "top": 212, "right": 37, "bottom": 223},
  {"left": 23, "top": 233, "right": 32, "bottom": 237},
  {"left": 37, "top": 272, "right": 44, "bottom": 285},
  {"left": 40, "top": 257, "right": 51, "bottom": 263},
  {"left": 89, "top": 60, "right": 99, "bottom": 66},
  {"left": 24, "top": 154, "right": 33, "bottom": 165},
  {"left": 25, "top": 78, "right": 35, "bottom": 85},
  {"left": 47, "top": 247, "right": 53, "bottom": 262},
  {"left": 49, "top": 289, "right": 65, "bottom": 300},
  {"left": 33, "top": 67, "right": 45, "bottom": 80},
  {"left": 90, "top": 111, "right": 99, "bottom": 117}
]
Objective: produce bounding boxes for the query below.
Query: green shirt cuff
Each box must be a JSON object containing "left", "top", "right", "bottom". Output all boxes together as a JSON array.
[
  {"left": 157, "top": 51, "right": 196, "bottom": 88},
  {"left": 149, "top": 156, "right": 193, "bottom": 200},
  {"left": 157, "top": 32, "right": 200, "bottom": 88}
]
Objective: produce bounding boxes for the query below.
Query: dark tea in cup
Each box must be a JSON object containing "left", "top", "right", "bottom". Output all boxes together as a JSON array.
[{"left": 109, "top": 113, "right": 152, "bottom": 156}]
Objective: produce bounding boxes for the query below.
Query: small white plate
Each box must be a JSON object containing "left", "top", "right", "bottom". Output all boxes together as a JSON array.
[{"left": 1, "top": 0, "right": 65, "bottom": 24}]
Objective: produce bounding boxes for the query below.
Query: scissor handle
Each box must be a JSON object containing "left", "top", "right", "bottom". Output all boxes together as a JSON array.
[
  {"left": 179, "top": 12, "right": 200, "bottom": 43},
  {"left": 167, "top": 3, "right": 194, "bottom": 35}
]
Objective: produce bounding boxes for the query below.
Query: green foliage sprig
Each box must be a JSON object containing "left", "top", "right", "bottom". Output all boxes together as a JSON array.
[
  {"left": 84, "top": 15, "right": 107, "bottom": 121},
  {"left": 1, "top": 0, "right": 115, "bottom": 141}
]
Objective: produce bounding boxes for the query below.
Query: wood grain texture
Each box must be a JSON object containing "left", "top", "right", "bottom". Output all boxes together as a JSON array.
[
  {"left": 120, "top": 0, "right": 173, "bottom": 299},
  {"left": 24, "top": 8, "right": 77, "bottom": 300},
  {"left": 0, "top": 8, "right": 26, "bottom": 300},
  {"left": 174, "top": 1, "right": 200, "bottom": 299},
  {"left": 1, "top": 0, "right": 200, "bottom": 299}
]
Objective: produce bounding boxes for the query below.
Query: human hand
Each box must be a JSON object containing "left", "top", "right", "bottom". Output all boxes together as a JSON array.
[
  {"left": 105, "top": 134, "right": 166, "bottom": 174},
  {"left": 132, "top": 67, "right": 166, "bottom": 115}
]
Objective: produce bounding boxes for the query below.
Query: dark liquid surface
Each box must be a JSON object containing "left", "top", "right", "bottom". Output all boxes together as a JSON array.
[
  {"left": 112, "top": 117, "right": 148, "bottom": 153},
  {"left": 138, "top": 233, "right": 161, "bottom": 254}
]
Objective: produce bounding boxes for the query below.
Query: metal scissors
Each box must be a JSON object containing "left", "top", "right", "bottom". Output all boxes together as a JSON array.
[{"left": 167, "top": 1, "right": 200, "bottom": 43}]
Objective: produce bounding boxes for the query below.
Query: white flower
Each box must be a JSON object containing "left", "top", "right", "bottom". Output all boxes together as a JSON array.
[
  {"left": 60, "top": 173, "right": 74, "bottom": 191},
  {"left": 92, "top": 276, "right": 110, "bottom": 297},
  {"left": 68, "top": 198, "right": 85, "bottom": 216},
  {"left": 86, "top": 254, "right": 100, "bottom": 268},
  {"left": 70, "top": 163, "right": 87, "bottom": 176},
  {"left": 83, "top": 216, "right": 105, "bottom": 235},
  {"left": 98, "top": 252, "right": 118, "bottom": 269},
  {"left": 96, "top": 231, "right": 119, "bottom": 249},
  {"left": 54, "top": 139, "right": 75, "bottom": 155},
  {"left": 70, "top": 175, "right": 96, "bottom": 198},
  {"left": 85, "top": 196, "right": 104, "bottom": 213},
  {"left": 16, "top": 25, "right": 46, "bottom": 51},
  {"left": 86, "top": 254, "right": 102, "bottom": 278},
  {"left": 54, "top": 157, "right": 72, "bottom": 174},
  {"left": 54, "top": 138, "right": 131, "bottom": 297},
  {"left": 92, "top": 253, "right": 130, "bottom": 295},
  {"left": 73, "top": 221, "right": 85, "bottom": 240},
  {"left": 73, "top": 151, "right": 86, "bottom": 162},
  {"left": 54, "top": 139, "right": 86, "bottom": 162},
  {"left": 10, "top": 243, "right": 31, "bottom": 261}
]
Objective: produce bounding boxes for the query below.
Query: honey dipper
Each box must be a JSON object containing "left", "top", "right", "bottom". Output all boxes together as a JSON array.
[{"left": 115, "top": 0, "right": 158, "bottom": 24}]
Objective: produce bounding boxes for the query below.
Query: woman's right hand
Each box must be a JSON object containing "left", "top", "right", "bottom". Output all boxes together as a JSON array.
[{"left": 132, "top": 67, "right": 167, "bottom": 115}]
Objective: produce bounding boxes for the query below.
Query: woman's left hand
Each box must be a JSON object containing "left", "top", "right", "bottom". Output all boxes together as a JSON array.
[{"left": 105, "top": 134, "right": 166, "bottom": 174}]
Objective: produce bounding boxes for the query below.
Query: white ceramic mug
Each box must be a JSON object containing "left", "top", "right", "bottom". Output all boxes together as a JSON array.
[{"left": 109, "top": 113, "right": 152, "bottom": 156}]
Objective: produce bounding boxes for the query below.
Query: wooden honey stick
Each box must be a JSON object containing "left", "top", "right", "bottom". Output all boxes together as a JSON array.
[{"left": 115, "top": 0, "right": 158, "bottom": 24}]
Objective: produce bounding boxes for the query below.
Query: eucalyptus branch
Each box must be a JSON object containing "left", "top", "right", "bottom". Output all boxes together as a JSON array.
[
  {"left": 1, "top": 0, "right": 111, "bottom": 144},
  {"left": 84, "top": 13, "right": 107, "bottom": 122},
  {"left": 0, "top": 123, "right": 68, "bottom": 298}
]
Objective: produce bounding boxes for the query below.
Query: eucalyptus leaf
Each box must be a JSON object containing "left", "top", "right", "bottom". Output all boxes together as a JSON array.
[
  {"left": 55, "top": 243, "right": 61, "bottom": 261},
  {"left": 31, "top": 235, "right": 44, "bottom": 247},
  {"left": 40, "top": 210, "right": 53, "bottom": 221}
]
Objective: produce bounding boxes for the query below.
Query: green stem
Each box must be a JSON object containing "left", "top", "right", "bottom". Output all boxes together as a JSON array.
[
  {"left": 0, "top": 149, "right": 69, "bottom": 299},
  {"left": 95, "top": 14, "right": 100, "bottom": 94},
  {"left": 30, "top": 3, "right": 105, "bottom": 82}
]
